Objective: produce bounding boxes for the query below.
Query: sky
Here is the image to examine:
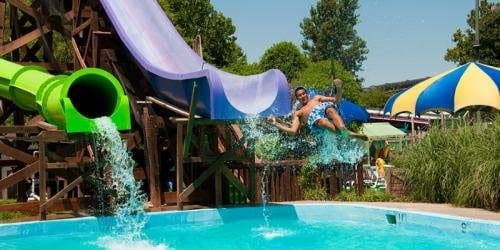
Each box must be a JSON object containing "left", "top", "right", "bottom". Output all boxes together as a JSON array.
[{"left": 210, "top": 0, "right": 496, "bottom": 87}]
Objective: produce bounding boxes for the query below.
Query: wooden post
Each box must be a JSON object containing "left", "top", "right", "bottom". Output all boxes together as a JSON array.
[
  {"left": 39, "top": 138, "right": 47, "bottom": 220},
  {"left": 90, "top": 10, "right": 99, "bottom": 67},
  {"left": 142, "top": 107, "right": 161, "bottom": 207},
  {"left": 247, "top": 139, "right": 256, "bottom": 205},
  {"left": 215, "top": 167, "right": 222, "bottom": 207},
  {"left": 0, "top": 0, "right": 5, "bottom": 46},
  {"left": 214, "top": 127, "right": 230, "bottom": 207},
  {"left": 183, "top": 83, "right": 198, "bottom": 158},
  {"left": 71, "top": 0, "right": 80, "bottom": 69},
  {"left": 410, "top": 115, "right": 415, "bottom": 142},
  {"left": 329, "top": 170, "right": 338, "bottom": 198},
  {"left": 176, "top": 123, "right": 184, "bottom": 210},
  {"left": 355, "top": 162, "right": 364, "bottom": 196}
]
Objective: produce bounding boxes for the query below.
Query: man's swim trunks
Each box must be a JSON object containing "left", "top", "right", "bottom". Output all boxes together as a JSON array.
[{"left": 306, "top": 102, "right": 340, "bottom": 135}]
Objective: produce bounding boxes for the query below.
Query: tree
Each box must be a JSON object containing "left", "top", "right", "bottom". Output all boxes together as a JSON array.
[
  {"left": 293, "top": 60, "right": 362, "bottom": 102},
  {"left": 158, "top": 0, "right": 246, "bottom": 67},
  {"left": 358, "top": 88, "right": 392, "bottom": 109},
  {"left": 223, "top": 62, "right": 261, "bottom": 76},
  {"left": 300, "top": 0, "right": 368, "bottom": 74},
  {"left": 259, "top": 41, "right": 309, "bottom": 82},
  {"left": 445, "top": 1, "right": 499, "bottom": 66}
]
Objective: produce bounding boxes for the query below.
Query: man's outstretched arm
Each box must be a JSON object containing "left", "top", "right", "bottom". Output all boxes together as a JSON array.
[
  {"left": 268, "top": 112, "right": 300, "bottom": 134},
  {"left": 318, "top": 78, "right": 343, "bottom": 104}
]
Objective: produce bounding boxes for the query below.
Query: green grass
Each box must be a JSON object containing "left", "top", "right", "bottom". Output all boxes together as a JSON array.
[{"left": 393, "top": 115, "right": 499, "bottom": 210}]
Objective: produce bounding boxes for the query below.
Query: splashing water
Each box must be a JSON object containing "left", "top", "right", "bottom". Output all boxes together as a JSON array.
[
  {"left": 240, "top": 115, "right": 365, "bottom": 167},
  {"left": 92, "top": 117, "right": 158, "bottom": 248},
  {"left": 261, "top": 166, "right": 270, "bottom": 225},
  {"left": 309, "top": 129, "right": 366, "bottom": 166}
]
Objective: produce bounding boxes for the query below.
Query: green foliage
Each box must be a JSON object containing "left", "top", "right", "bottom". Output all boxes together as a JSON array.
[
  {"left": 393, "top": 116, "right": 499, "bottom": 210},
  {"left": 0, "top": 199, "right": 17, "bottom": 205},
  {"left": 335, "top": 188, "right": 401, "bottom": 202},
  {"left": 304, "top": 187, "right": 330, "bottom": 200},
  {"left": 255, "top": 133, "right": 287, "bottom": 161},
  {"left": 158, "top": 0, "right": 246, "bottom": 67},
  {"left": 52, "top": 32, "right": 73, "bottom": 64},
  {"left": 444, "top": 1, "right": 500, "bottom": 66},
  {"left": 298, "top": 163, "right": 329, "bottom": 200},
  {"left": 347, "top": 121, "right": 362, "bottom": 133},
  {"left": 223, "top": 62, "right": 262, "bottom": 76},
  {"left": 358, "top": 87, "right": 393, "bottom": 109},
  {"left": 259, "top": 41, "right": 308, "bottom": 82},
  {"left": 0, "top": 211, "right": 27, "bottom": 221},
  {"left": 300, "top": 0, "right": 368, "bottom": 73},
  {"left": 293, "top": 60, "right": 362, "bottom": 102}
]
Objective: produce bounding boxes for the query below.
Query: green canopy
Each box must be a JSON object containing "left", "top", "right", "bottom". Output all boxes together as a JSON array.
[{"left": 361, "top": 122, "right": 406, "bottom": 141}]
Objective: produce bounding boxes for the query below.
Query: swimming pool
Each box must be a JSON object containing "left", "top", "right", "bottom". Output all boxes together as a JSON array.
[{"left": 1, "top": 204, "right": 498, "bottom": 249}]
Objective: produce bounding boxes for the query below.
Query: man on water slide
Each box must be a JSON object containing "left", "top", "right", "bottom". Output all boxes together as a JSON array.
[{"left": 268, "top": 78, "right": 367, "bottom": 140}]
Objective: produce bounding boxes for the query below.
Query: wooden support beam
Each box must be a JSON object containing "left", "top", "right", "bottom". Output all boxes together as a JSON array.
[
  {"left": 93, "top": 31, "right": 111, "bottom": 35},
  {"left": 215, "top": 167, "right": 222, "bottom": 207},
  {"left": 170, "top": 117, "right": 246, "bottom": 125},
  {"left": 0, "top": 141, "right": 35, "bottom": 163},
  {"left": 71, "top": 37, "right": 87, "bottom": 68},
  {"left": 142, "top": 107, "right": 161, "bottom": 207},
  {"left": 71, "top": 17, "right": 91, "bottom": 36},
  {"left": 355, "top": 162, "right": 364, "bottom": 196},
  {"left": 90, "top": 11, "right": 98, "bottom": 67},
  {"left": 39, "top": 139, "right": 47, "bottom": 220},
  {"left": 6, "top": 0, "right": 35, "bottom": 17},
  {"left": 146, "top": 96, "right": 201, "bottom": 118},
  {"left": 176, "top": 123, "right": 184, "bottom": 210},
  {"left": 247, "top": 139, "right": 256, "bottom": 204},
  {"left": 182, "top": 83, "right": 199, "bottom": 159},
  {"left": 179, "top": 138, "right": 244, "bottom": 202},
  {"left": 46, "top": 162, "right": 80, "bottom": 169},
  {"left": 40, "top": 176, "right": 83, "bottom": 212},
  {"left": 0, "top": 161, "right": 38, "bottom": 191},
  {"left": 34, "top": 121, "right": 57, "bottom": 131},
  {"left": 0, "top": 1, "right": 5, "bottom": 46},
  {"left": 0, "top": 125, "right": 40, "bottom": 134},
  {"left": 0, "top": 24, "right": 50, "bottom": 55},
  {"left": 36, "top": 130, "right": 69, "bottom": 142},
  {"left": 220, "top": 167, "right": 248, "bottom": 196}
]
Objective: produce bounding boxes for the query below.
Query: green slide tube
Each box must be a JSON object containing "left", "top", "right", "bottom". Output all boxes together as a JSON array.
[{"left": 0, "top": 58, "right": 130, "bottom": 133}]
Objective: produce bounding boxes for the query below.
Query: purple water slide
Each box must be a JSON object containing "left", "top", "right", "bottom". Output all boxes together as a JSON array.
[{"left": 100, "top": 0, "right": 291, "bottom": 119}]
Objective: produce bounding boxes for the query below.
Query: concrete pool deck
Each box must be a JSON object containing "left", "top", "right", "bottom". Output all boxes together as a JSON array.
[
  {"left": 1, "top": 202, "right": 499, "bottom": 223},
  {"left": 280, "top": 201, "right": 500, "bottom": 221}
]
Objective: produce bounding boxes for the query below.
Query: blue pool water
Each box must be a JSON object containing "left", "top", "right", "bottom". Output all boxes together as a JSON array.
[{"left": 1, "top": 204, "right": 499, "bottom": 249}]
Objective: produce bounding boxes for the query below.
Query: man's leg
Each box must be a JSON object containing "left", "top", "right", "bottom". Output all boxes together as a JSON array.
[
  {"left": 315, "top": 118, "right": 337, "bottom": 132},
  {"left": 325, "top": 107, "right": 367, "bottom": 140},
  {"left": 325, "top": 107, "right": 346, "bottom": 130}
]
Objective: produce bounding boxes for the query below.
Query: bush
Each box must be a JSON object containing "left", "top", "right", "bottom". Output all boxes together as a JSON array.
[
  {"left": 0, "top": 211, "right": 27, "bottom": 221},
  {"left": 298, "top": 163, "right": 329, "bottom": 200},
  {"left": 304, "top": 187, "right": 329, "bottom": 200},
  {"left": 393, "top": 116, "right": 499, "bottom": 210},
  {"left": 335, "top": 188, "right": 400, "bottom": 202}
]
